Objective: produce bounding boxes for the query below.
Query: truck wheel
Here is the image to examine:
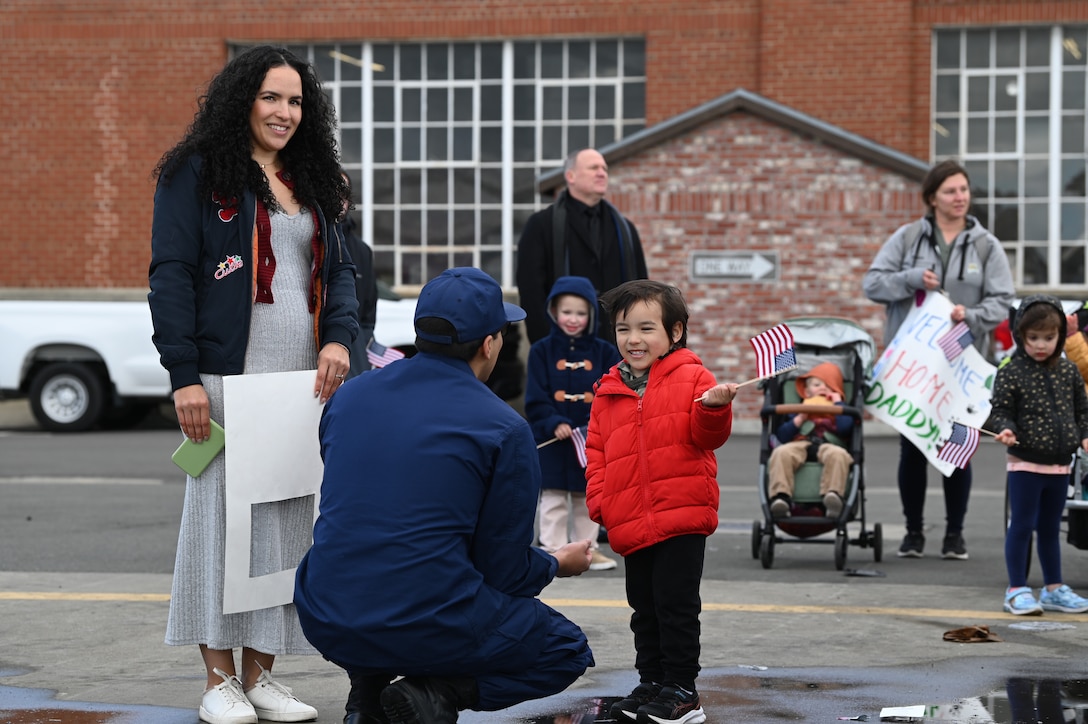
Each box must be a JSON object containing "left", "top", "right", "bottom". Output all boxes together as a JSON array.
[{"left": 28, "top": 362, "right": 105, "bottom": 432}]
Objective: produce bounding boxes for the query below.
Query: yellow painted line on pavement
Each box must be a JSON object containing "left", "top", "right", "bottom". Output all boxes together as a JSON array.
[
  {"left": 542, "top": 598, "right": 1083, "bottom": 623},
  {"left": 0, "top": 593, "right": 1080, "bottom": 624},
  {"left": 0, "top": 476, "right": 165, "bottom": 485},
  {"left": 0, "top": 592, "right": 170, "bottom": 602}
]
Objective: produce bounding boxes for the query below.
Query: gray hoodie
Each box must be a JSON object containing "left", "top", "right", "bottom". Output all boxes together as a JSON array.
[{"left": 863, "top": 215, "right": 1015, "bottom": 360}]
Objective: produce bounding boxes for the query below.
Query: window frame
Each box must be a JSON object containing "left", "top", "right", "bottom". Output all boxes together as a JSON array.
[
  {"left": 248, "top": 39, "right": 646, "bottom": 290},
  {"left": 933, "top": 25, "right": 1088, "bottom": 290}
]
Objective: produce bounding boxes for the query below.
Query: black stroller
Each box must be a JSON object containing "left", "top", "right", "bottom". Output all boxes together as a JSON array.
[{"left": 751, "top": 316, "right": 882, "bottom": 570}]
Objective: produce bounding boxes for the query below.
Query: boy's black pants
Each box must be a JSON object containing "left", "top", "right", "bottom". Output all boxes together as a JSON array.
[{"left": 624, "top": 533, "right": 706, "bottom": 691}]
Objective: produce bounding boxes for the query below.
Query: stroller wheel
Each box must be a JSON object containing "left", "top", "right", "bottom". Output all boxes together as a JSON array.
[
  {"left": 760, "top": 533, "right": 775, "bottom": 569},
  {"left": 872, "top": 522, "right": 883, "bottom": 562},
  {"left": 751, "top": 520, "right": 763, "bottom": 560},
  {"left": 834, "top": 530, "right": 848, "bottom": 570}
]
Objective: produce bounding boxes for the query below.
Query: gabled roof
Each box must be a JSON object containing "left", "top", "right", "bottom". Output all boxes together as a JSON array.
[{"left": 539, "top": 88, "right": 930, "bottom": 193}]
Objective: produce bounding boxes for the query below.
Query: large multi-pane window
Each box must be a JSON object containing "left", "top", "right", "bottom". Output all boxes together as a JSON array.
[
  {"left": 934, "top": 26, "right": 1088, "bottom": 288},
  {"left": 245, "top": 40, "right": 646, "bottom": 290}
]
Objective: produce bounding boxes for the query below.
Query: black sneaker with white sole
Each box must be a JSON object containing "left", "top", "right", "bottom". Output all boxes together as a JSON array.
[
  {"left": 897, "top": 531, "right": 925, "bottom": 558},
  {"left": 610, "top": 683, "right": 661, "bottom": 721},
  {"left": 636, "top": 685, "right": 706, "bottom": 724},
  {"left": 941, "top": 533, "right": 968, "bottom": 560}
]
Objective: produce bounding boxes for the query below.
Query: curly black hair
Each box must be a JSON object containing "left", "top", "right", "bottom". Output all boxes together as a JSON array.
[{"left": 154, "top": 45, "right": 348, "bottom": 221}]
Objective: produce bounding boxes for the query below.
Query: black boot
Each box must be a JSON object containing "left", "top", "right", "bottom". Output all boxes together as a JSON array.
[
  {"left": 346, "top": 671, "right": 393, "bottom": 724},
  {"left": 345, "top": 714, "right": 389, "bottom": 724},
  {"left": 380, "top": 676, "right": 477, "bottom": 724}
]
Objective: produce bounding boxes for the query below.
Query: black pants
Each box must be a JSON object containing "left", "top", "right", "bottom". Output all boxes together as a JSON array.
[
  {"left": 897, "top": 435, "right": 972, "bottom": 534},
  {"left": 624, "top": 534, "right": 706, "bottom": 691},
  {"left": 345, "top": 671, "right": 393, "bottom": 719},
  {"left": 341, "top": 604, "right": 592, "bottom": 713}
]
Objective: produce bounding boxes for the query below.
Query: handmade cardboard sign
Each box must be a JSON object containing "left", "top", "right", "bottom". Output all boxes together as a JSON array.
[
  {"left": 222, "top": 370, "right": 324, "bottom": 614},
  {"left": 864, "top": 291, "right": 995, "bottom": 477}
]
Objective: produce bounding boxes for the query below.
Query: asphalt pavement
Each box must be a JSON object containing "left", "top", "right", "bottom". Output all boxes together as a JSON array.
[{"left": 1, "top": 399, "right": 1088, "bottom": 723}]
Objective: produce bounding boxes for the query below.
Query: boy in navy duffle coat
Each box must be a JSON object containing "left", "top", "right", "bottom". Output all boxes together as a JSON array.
[{"left": 525, "top": 275, "right": 621, "bottom": 571}]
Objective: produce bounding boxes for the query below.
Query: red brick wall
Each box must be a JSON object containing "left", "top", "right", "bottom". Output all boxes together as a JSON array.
[
  {"left": 1, "top": 0, "right": 766, "bottom": 288},
  {"left": 606, "top": 111, "right": 923, "bottom": 420},
  {"left": 758, "top": 0, "right": 920, "bottom": 158},
  {"left": 2, "top": 0, "right": 1085, "bottom": 294}
]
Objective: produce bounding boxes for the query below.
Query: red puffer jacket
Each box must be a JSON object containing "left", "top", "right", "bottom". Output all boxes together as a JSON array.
[{"left": 585, "top": 348, "right": 733, "bottom": 556}]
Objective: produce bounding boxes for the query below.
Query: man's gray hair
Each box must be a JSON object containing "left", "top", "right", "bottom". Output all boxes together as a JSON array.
[{"left": 564, "top": 149, "right": 593, "bottom": 175}]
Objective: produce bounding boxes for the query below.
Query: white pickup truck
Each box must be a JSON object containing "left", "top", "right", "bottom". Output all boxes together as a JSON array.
[{"left": 0, "top": 292, "right": 419, "bottom": 432}]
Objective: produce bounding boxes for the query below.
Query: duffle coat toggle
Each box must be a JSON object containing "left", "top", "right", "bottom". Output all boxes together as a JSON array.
[{"left": 553, "top": 390, "right": 594, "bottom": 403}]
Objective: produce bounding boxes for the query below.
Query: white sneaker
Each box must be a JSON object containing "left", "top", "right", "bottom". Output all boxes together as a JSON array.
[
  {"left": 200, "top": 668, "right": 258, "bottom": 724},
  {"left": 823, "top": 492, "right": 844, "bottom": 519},
  {"left": 589, "top": 549, "right": 618, "bottom": 571},
  {"left": 244, "top": 664, "right": 318, "bottom": 722}
]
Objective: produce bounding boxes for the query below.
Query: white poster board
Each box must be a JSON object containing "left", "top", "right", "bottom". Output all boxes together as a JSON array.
[
  {"left": 864, "top": 291, "right": 995, "bottom": 477},
  {"left": 222, "top": 369, "right": 324, "bottom": 614}
]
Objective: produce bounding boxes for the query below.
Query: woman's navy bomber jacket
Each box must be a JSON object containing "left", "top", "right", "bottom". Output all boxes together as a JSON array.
[{"left": 148, "top": 155, "right": 359, "bottom": 391}]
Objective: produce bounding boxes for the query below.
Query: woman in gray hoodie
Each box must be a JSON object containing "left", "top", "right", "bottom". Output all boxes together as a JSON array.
[{"left": 863, "top": 160, "right": 1015, "bottom": 561}]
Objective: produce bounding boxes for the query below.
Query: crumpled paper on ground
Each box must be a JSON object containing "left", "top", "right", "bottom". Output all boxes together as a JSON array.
[{"left": 942, "top": 624, "right": 1002, "bottom": 643}]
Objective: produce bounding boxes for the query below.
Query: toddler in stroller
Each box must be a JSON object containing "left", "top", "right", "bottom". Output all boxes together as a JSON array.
[
  {"left": 752, "top": 317, "right": 882, "bottom": 570},
  {"left": 768, "top": 361, "right": 854, "bottom": 520}
]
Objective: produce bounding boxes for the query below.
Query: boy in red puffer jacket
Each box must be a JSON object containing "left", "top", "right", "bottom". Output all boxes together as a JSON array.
[{"left": 585, "top": 280, "right": 737, "bottom": 724}]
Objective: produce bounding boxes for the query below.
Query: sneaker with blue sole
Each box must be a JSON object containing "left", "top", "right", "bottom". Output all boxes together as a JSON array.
[
  {"left": 1040, "top": 584, "right": 1088, "bottom": 613},
  {"left": 1004, "top": 587, "right": 1043, "bottom": 616}
]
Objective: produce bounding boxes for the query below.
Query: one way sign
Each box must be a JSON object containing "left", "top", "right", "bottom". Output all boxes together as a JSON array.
[{"left": 690, "top": 252, "right": 778, "bottom": 281}]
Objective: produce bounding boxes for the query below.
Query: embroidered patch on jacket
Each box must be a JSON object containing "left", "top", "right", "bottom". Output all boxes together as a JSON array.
[
  {"left": 212, "top": 191, "right": 239, "bottom": 222},
  {"left": 966, "top": 262, "right": 980, "bottom": 275},
  {"left": 215, "top": 254, "right": 244, "bottom": 280}
]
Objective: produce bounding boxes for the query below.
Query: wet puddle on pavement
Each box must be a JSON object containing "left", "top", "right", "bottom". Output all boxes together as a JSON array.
[
  {"left": 513, "top": 675, "right": 1088, "bottom": 723},
  {"left": 0, "top": 681, "right": 194, "bottom": 724},
  {"left": 0, "top": 711, "right": 127, "bottom": 723},
  {"left": 0, "top": 675, "right": 1085, "bottom": 722}
]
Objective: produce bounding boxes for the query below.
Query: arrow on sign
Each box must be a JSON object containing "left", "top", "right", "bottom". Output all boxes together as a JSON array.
[{"left": 691, "top": 252, "right": 777, "bottom": 281}]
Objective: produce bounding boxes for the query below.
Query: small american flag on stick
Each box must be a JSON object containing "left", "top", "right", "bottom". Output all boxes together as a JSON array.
[
  {"left": 366, "top": 338, "right": 406, "bottom": 368},
  {"left": 697, "top": 323, "right": 798, "bottom": 401},
  {"left": 936, "top": 322, "right": 974, "bottom": 362},
  {"left": 570, "top": 425, "right": 588, "bottom": 468},
  {"left": 936, "top": 422, "right": 980, "bottom": 470},
  {"left": 749, "top": 324, "right": 797, "bottom": 380}
]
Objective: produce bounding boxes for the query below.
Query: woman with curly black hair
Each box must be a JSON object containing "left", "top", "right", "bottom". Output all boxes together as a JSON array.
[{"left": 149, "top": 45, "right": 358, "bottom": 724}]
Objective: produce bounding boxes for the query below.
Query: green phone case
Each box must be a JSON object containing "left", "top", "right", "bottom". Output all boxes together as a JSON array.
[{"left": 171, "top": 420, "right": 226, "bottom": 477}]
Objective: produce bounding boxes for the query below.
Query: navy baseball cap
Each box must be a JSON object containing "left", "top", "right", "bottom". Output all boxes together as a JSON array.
[{"left": 414, "top": 267, "right": 526, "bottom": 344}]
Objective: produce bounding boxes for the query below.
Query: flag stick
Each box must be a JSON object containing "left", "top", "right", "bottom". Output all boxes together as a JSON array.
[
  {"left": 953, "top": 422, "right": 1013, "bottom": 444},
  {"left": 693, "top": 365, "right": 798, "bottom": 403},
  {"left": 953, "top": 421, "right": 1000, "bottom": 438},
  {"left": 537, "top": 437, "right": 560, "bottom": 449}
]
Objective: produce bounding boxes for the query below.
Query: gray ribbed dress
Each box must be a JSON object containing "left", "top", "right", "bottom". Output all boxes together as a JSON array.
[{"left": 165, "top": 209, "right": 319, "bottom": 655}]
